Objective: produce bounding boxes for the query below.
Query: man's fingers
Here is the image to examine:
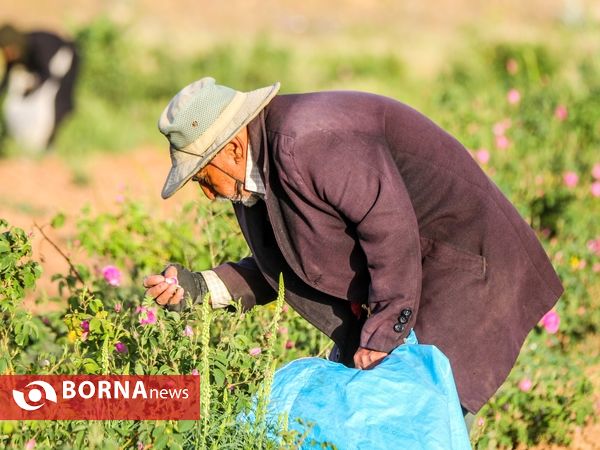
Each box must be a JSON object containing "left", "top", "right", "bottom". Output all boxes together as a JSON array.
[
  {"left": 354, "top": 353, "right": 366, "bottom": 369},
  {"left": 363, "top": 358, "right": 383, "bottom": 370},
  {"left": 354, "top": 355, "right": 370, "bottom": 370},
  {"left": 143, "top": 274, "right": 165, "bottom": 288},
  {"left": 168, "top": 286, "right": 184, "bottom": 305},
  {"left": 163, "top": 265, "right": 178, "bottom": 278},
  {"left": 353, "top": 348, "right": 387, "bottom": 370},
  {"left": 155, "top": 283, "right": 178, "bottom": 305},
  {"left": 355, "top": 356, "right": 378, "bottom": 370},
  {"left": 145, "top": 282, "right": 166, "bottom": 299}
]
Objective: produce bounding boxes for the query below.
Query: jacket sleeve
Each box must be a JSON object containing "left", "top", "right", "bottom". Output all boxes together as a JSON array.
[
  {"left": 296, "top": 135, "right": 422, "bottom": 353},
  {"left": 212, "top": 256, "right": 278, "bottom": 311}
]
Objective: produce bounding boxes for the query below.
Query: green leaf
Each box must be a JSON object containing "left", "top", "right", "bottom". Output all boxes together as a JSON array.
[
  {"left": 154, "top": 434, "right": 169, "bottom": 450},
  {"left": 176, "top": 420, "right": 196, "bottom": 433},
  {"left": 51, "top": 212, "right": 66, "bottom": 229},
  {"left": 0, "top": 239, "right": 10, "bottom": 254},
  {"left": 134, "top": 361, "right": 144, "bottom": 375},
  {"left": 168, "top": 441, "right": 183, "bottom": 450},
  {"left": 89, "top": 318, "right": 103, "bottom": 333},
  {"left": 82, "top": 358, "right": 101, "bottom": 374}
]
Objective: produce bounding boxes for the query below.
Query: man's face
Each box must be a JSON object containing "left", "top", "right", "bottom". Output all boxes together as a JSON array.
[
  {"left": 192, "top": 162, "right": 240, "bottom": 201},
  {"left": 191, "top": 140, "right": 255, "bottom": 205}
]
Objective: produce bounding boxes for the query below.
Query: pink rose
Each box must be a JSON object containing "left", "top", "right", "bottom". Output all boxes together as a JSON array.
[
  {"left": 102, "top": 265, "right": 122, "bottom": 287},
  {"left": 554, "top": 105, "right": 568, "bottom": 121},
  {"left": 563, "top": 171, "right": 579, "bottom": 188},
  {"left": 249, "top": 347, "right": 262, "bottom": 356},
  {"left": 115, "top": 342, "right": 128, "bottom": 353},
  {"left": 507, "top": 89, "right": 521, "bottom": 105},
  {"left": 592, "top": 163, "right": 600, "bottom": 181},
  {"left": 25, "top": 439, "right": 36, "bottom": 450},
  {"left": 591, "top": 182, "right": 600, "bottom": 198},
  {"left": 475, "top": 149, "right": 490, "bottom": 165},
  {"left": 80, "top": 320, "right": 90, "bottom": 332},
  {"left": 518, "top": 378, "right": 532, "bottom": 392},
  {"left": 495, "top": 135, "right": 510, "bottom": 150},
  {"left": 539, "top": 310, "right": 560, "bottom": 334},
  {"left": 191, "top": 368, "right": 199, "bottom": 376},
  {"left": 136, "top": 306, "right": 157, "bottom": 326},
  {"left": 114, "top": 303, "right": 122, "bottom": 313},
  {"left": 183, "top": 325, "right": 193, "bottom": 337},
  {"left": 587, "top": 238, "right": 600, "bottom": 256},
  {"left": 492, "top": 119, "right": 511, "bottom": 136},
  {"left": 506, "top": 58, "right": 518, "bottom": 75},
  {"left": 285, "top": 340, "right": 294, "bottom": 350}
]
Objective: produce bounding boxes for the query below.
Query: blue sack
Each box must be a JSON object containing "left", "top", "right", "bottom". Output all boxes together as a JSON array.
[{"left": 266, "top": 331, "right": 471, "bottom": 449}]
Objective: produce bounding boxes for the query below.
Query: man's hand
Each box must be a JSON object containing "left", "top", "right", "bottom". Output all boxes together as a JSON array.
[
  {"left": 353, "top": 347, "right": 388, "bottom": 369},
  {"left": 144, "top": 263, "right": 210, "bottom": 311},
  {"left": 143, "top": 265, "right": 184, "bottom": 307}
]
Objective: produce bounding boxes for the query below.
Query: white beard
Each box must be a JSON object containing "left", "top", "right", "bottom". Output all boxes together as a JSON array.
[
  {"left": 240, "top": 194, "right": 260, "bottom": 207},
  {"left": 215, "top": 193, "right": 260, "bottom": 207}
]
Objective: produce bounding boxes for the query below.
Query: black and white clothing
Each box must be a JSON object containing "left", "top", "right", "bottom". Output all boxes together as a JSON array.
[{"left": 1, "top": 31, "right": 79, "bottom": 150}]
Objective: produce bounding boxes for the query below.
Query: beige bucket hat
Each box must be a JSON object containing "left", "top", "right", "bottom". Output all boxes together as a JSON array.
[{"left": 158, "top": 77, "right": 280, "bottom": 199}]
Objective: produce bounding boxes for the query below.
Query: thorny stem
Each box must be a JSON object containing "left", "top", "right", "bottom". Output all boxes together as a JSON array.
[{"left": 33, "top": 222, "right": 87, "bottom": 286}]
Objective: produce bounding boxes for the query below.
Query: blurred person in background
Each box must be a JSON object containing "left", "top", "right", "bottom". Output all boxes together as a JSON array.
[
  {"left": 144, "top": 77, "right": 563, "bottom": 418},
  {"left": 0, "top": 24, "right": 79, "bottom": 152}
]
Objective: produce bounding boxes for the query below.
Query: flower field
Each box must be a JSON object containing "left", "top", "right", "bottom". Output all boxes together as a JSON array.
[{"left": 1, "top": 16, "right": 600, "bottom": 450}]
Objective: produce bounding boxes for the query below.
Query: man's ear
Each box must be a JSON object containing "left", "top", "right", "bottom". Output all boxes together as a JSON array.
[
  {"left": 221, "top": 141, "right": 239, "bottom": 160},
  {"left": 230, "top": 134, "right": 246, "bottom": 164}
]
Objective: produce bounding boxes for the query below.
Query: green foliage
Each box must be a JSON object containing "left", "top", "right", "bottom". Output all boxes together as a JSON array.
[
  {"left": 0, "top": 222, "right": 321, "bottom": 447},
  {"left": 0, "top": 220, "right": 42, "bottom": 376},
  {"left": 473, "top": 332, "right": 594, "bottom": 448},
  {"left": 0, "top": 219, "right": 41, "bottom": 304},
  {"left": 1, "top": 24, "right": 600, "bottom": 449},
  {"left": 45, "top": 18, "right": 413, "bottom": 157},
  {"left": 428, "top": 39, "right": 600, "bottom": 448},
  {"left": 74, "top": 200, "right": 248, "bottom": 281}
]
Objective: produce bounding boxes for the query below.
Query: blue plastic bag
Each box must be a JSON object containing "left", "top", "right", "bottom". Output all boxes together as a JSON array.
[{"left": 266, "top": 331, "right": 471, "bottom": 449}]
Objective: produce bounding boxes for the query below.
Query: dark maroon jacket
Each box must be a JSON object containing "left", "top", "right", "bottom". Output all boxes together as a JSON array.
[{"left": 213, "top": 91, "right": 563, "bottom": 413}]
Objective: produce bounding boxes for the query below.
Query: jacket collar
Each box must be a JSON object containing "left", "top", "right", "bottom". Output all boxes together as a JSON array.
[
  {"left": 245, "top": 109, "right": 307, "bottom": 283},
  {"left": 247, "top": 111, "right": 268, "bottom": 195}
]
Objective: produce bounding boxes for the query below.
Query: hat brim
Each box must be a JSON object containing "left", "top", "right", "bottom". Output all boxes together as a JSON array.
[{"left": 161, "top": 82, "right": 280, "bottom": 199}]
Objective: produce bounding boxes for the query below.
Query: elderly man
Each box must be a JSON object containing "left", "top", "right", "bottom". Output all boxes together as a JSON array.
[{"left": 144, "top": 77, "right": 563, "bottom": 414}]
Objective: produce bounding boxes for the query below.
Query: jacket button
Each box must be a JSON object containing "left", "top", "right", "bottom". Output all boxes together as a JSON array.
[
  {"left": 399, "top": 315, "right": 408, "bottom": 324},
  {"left": 393, "top": 323, "right": 405, "bottom": 333},
  {"left": 401, "top": 308, "right": 412, "bottom": 318}
]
